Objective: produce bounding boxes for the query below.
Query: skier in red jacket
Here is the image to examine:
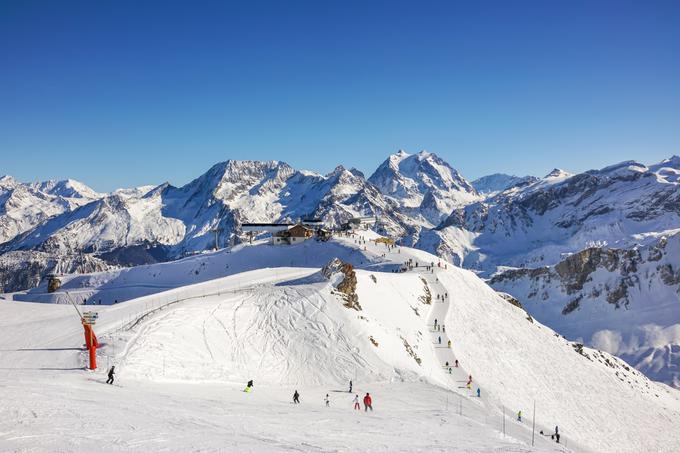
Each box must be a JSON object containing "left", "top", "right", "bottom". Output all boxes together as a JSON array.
[{"left": 363, "top": 393, "right": 373, "bottom": 411}]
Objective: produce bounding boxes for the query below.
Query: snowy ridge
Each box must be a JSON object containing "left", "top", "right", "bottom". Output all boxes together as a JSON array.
[
  {"left": 434, "top": 157, "right": 680, "bottom": 271},
  {"left": 472, "top": 173, "right": 538, "bottom": 195},
  {"left": 0, "top": 175, "right": 101, "bottom": 244}
]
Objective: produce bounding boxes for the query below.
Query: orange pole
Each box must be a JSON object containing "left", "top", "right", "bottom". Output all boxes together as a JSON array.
[
  {"left": 89, "top": 342, "right": 97, "bottom": 370},
  {"left": 83, "top": 323, "right": 97, "bottom": 370}
]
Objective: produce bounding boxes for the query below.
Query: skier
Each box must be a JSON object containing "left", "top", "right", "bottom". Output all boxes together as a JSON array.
[
  {"left": 455, "top": 359, "right": 459, "bottom": 367},
  {"left": 442, "top": 325, "right": 445, "bottom": 333},
  {"left": 438, "top": 336, "right": 441, "bottom": 345},
  {"left": 106, "top": 365, "right": 115, "bottom": 385},
  {"left": 517, "top": 410, "right": 522, "bottom": 422},
  {"left": 325, "top": 394, "right": 330, "bottom": 407},
  {"left": 363, "top": 393, "right": 373, "bottom": 411},
  {"left": 448, "top": 367, "right": 452, "bottom": 374},
  {"left": 434, "top": 318, "right": 438, "bottom": 329},
  {"left": 293, "top": 390, "right": 300, "bottom": 403},
  {"left": 244, "top": 379, "right": 254, "bottom": 393},
  {"left": 349, "top": 380, "right": 352, "bottom": 393},
  {"left": 447, "top": 340, "right": 451, "bottom": 348},
  {"left": 555, "top": 426, "right": 560, "bottom": 443},
  {"left": 476, "top": 388, "right": 481, "bottom": 398},
  {"left": 445, "top": 361, "right": 449, "bottom": 367},
  {"left": 353, "top": 394, "right": 360, "bottom": 410}
]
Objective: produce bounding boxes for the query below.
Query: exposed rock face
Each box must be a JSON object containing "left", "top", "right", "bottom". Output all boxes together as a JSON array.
[
  {"left": 47, "top": 276, "right": 61, "bottom": 293},
  {"left": 322, "top": 258, "right": 361, "bottom": 310},
  {"left": 419, "top": 277, "right": 432, "bottom": 305},
  {"left": 491, "top": 243, "right": 656, "bottom": 310}
]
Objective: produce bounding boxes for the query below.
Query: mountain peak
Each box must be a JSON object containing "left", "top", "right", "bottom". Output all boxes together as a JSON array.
[
  {"left": 0, "top": 175, "right": 17, "bottom": 186},
  {"left": 544, "top": 168, "right": 572, "bottom": 179},
  {"left": 416, "top": 150, "right": 432, "bottom": 160}
]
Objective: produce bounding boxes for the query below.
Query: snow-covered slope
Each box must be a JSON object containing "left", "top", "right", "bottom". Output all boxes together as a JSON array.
[
  {"left": 5, "top": 232, "right": 680, "bottom": 452},
  {"left": 490, "top": 232, "right": 680, "bottom": 388}
]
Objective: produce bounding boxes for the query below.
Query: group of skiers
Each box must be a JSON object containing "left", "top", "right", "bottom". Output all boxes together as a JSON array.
[
  {"left": 244, "top": 379, "right": 374, "bottom": 412},
  {"left": 292, "top": 390, "right": 374, "bottom": 412}
]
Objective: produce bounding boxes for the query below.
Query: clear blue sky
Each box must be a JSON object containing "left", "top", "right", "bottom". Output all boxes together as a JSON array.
[{"left": 1, "top": 0, "right": 678, "bottom": 192}]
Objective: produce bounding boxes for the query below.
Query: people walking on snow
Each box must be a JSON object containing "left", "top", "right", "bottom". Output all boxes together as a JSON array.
[
  {"left": 353, "top": 394, "right": 360, "bottom": 410},
  {"left": 363, "top": 393, "right": 373, "bottom": 411},
  {"left": 442, "top": 325, "right": 445, "bottom": 332},
  {"left": 448, "top": 367, "right": 452, "bottom": 374},
  {"left": 476, "top": 388, "right": 481, "bottom": 398},
  {"left": 349, "top": 380, "right": 353, "bottom": 393},
  {"left": 438, "top": 336, "right": 442, "bottom": 345},
  {"left": 447, "top": 340, "right": 451, "bottom": 348},
  {"left": 434, "top": 319, "right": 438, "bottom": 329},
  {"left": 517, "top": 410, "right": 522, "bottom": 422},
  {"left": 293, "top": 390, "right": 300, "bottom": 404},
  {"left": 445, "top": 361, "right": 449, "bottom": 367},
  {"left": 325, "top": 394, "right": 330, "bottom": 407},
  {"left": 455, "top": 359, "right": 459, "bottom": 367},
  {"left": 106, "top": 366, "right": 115, "bottom": 385}
]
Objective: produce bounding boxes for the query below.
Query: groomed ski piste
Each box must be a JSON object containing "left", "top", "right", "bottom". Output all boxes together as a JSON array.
[{"left": 1, "top": 232, "right": 680, "bottom": 452}]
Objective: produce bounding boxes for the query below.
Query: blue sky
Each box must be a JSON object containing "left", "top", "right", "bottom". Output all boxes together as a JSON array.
[{"left": 1, "top": 0, "right": 678, "bottom": 192}]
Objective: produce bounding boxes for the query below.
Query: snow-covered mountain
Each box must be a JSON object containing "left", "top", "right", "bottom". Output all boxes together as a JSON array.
[
  {"left": 430, "top": 158, "right": 680, "bottom": 271},
  {"left": 471, "top": 173, "right": 538, "bottom": 195},
  {"left": 0, "top": 175, "right": 101, "bottom": 244},
  {"left": 368, "top": 150, "right": 479, "bottom": 226},
  {"left": 0, "top": 160, "right": 407, "bottom": 276}
]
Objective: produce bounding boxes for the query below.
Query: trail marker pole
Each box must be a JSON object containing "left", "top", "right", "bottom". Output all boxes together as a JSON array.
[{"left": 531, "top": 400, "right": 536, "bottom": 447}]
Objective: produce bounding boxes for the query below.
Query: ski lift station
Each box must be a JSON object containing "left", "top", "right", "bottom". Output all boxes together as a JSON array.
[{"left": 241, "top": 219, "right": 326, "bottom": 245}]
